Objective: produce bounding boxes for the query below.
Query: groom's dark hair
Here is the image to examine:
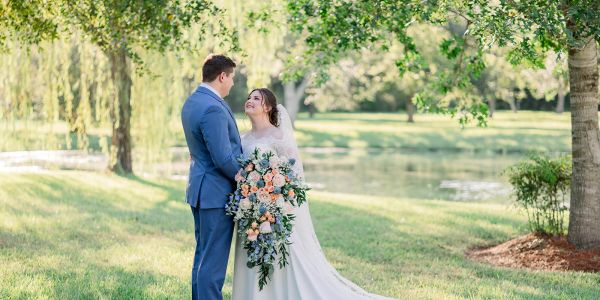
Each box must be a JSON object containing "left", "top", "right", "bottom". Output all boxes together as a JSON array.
[{"left": 202, "top": 54, "right": 236, "bottom": 82}]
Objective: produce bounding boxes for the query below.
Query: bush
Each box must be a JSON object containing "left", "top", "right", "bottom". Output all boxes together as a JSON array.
[{"left": 504, "top": 154, "right": 572, "bottom": 236}]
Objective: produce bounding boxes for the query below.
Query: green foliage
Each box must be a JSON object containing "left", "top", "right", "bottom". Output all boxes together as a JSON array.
[
  {"left": 0, "top": 0, "right": 240, "bottom": 61},
  {"left": 504, "top": 154, "right": 572, "bottom": 236},
  {"left": 285, "top": 0, "right": 600, "bottom": 125}
]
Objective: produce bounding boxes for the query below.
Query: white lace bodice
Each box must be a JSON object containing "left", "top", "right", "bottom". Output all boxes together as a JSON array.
[{"left": 241, "top": 127, "right": 304, "bottom": 178}]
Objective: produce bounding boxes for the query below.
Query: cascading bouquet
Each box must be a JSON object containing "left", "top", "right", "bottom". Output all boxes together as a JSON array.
[{"left": 225, "top": 148, "right": 309, "bottom": 290}]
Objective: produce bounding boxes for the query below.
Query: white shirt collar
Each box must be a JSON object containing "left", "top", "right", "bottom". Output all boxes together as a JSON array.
[{"left": 200, "top": 83, "right": 223, "bottom": 99}]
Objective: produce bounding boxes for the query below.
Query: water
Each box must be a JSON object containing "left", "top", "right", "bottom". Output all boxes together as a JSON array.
[
  {"left": 0, "top": 148, "right": 520, "bottom": 202},
  {"left": 298, "top": 148, "right": 517, "bottom": 202}
]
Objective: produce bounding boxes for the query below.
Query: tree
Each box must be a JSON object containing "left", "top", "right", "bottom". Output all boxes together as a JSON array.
[
  {"left": 217, "top": 0, "right": 313, "bottom": 126},
  {"left": 473, "top": 48, "right": 531, "bottom": 116},
  {"left": 1, "top": 0, "right": 237, "bottom": 173},
  {"left": 522, "top": 53, "right": 570, "bottom": 114},
  {"left": 286, "top": 0, "right": 600, "bottom": 248}
]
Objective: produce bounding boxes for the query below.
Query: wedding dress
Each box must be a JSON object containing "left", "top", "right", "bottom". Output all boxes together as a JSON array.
[{"left": 231, "top": 105, "right": 395, "bottom": 300}]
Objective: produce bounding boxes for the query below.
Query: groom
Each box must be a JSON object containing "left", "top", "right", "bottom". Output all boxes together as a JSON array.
[{"left": 181, "top": 54, "right": 242, "bottom": 300}]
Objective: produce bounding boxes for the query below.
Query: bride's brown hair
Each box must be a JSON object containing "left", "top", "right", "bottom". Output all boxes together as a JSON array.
[{"left": 248, "top": 88, "right": 279, "bottom": 127}]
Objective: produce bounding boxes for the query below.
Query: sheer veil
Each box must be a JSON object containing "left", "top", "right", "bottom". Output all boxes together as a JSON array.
[
  {"left": 277, "top": 104, "right": 296, "bottom": 147},
  {"left": 276, "top": 104, "right": 304, "bottom": 177}
]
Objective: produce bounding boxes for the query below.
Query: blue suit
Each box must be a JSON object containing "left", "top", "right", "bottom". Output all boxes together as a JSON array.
[{"left": 181, "top": 85, "right": 242, "bottom": 300}]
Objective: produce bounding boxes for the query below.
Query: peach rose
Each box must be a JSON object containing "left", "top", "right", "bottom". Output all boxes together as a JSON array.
[
  {"left": 250, "top": 185, "right": 259, "bottom": 193},
  {"left": 272, "top": 174, "right": 286, "bottom": 187},
  {"left": 235, "top": 170, "right": 245, "bottom": 182},
  {"left": 246, "top": 228, "right": 259, "bottom": 241},
  {"left": 288, "top": 189, "right": 295, "bottom": 198},
  {"left": 263, "top": 172, "right": 274, "bottom": 182},
  {"left": 245, "top": 163, "right": 255, "bottom": 172}
]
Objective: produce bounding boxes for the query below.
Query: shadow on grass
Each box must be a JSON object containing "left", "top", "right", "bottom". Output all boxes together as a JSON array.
[
  {"left": 2, "top": 172, "right": 599, "bottom": 299},
  {"left": 6, "top": 264, "right": 188, "bottom": 299},
  {"left": 309, "top": 198, "right": 600, "bottom": 299},
  {"left": 1, "top": 173, "right": 191, "bottom": 253}
]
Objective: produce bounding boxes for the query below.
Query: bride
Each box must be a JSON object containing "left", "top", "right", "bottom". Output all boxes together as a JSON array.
[{"left": 232, "top": 88, "right": 394, "bottom": 300}]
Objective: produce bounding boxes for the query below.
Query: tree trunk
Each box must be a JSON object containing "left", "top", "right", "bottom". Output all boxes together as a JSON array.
[
  {"left": 556, "top": 80, "right": 566, "bottom": 114},
  {"left": 107, "top": 47, "right": 133, "bottom": 174},
  {"left": 307, "top": 103, "right": 316, "bottom": 118},
  {"left": 406, "top": 96, "right": 415, "bottom": 123},
  {"left": 509, "top": 95, "right": 518, "bottom": 113},
  {"left": 283, "top": 76, "right": 310, "bottom": 127},
  {"left": 567, "top": 37, "right": 600, "bottom": 249},
  {"left": 488, "top": 98, "right": 496, "bottom": 118},
  {"left": 556, "top": 89, "right": 566, "bottom": 114}
]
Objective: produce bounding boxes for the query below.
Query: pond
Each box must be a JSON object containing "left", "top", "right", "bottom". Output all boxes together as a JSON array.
[
  {"left": 295, "top": 148, "right": 518, "bottom": 202},
  {"left": 0, "top": 148, "right": 521, "bottom": 202}
]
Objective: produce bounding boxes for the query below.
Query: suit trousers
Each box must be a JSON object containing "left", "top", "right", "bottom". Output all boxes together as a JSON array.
[{"left": 191, "top": 206, "right": 234, "bottom": 300}]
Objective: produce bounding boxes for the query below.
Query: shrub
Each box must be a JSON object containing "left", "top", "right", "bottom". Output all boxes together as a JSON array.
[{"left": 504, "top": 154, "right": 571, "bottom": 236}]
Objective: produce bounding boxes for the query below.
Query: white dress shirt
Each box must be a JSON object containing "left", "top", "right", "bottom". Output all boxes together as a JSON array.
[{"left": 200, "top": 83, "right": 223, "bottom": 100}]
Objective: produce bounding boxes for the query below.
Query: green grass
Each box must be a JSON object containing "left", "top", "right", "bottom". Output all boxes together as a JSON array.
[
  {"left": 1, "top": 171, "right": 599, "bottom": 299},
  {"left": 1, "top": 111, "right": 585, "bottom": 153},
  {"left": 288, "top": 111, "right": 575, "bottom": 152}
]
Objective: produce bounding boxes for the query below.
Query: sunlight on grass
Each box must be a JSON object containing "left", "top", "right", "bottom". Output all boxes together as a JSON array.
[{"left": 2, "top": 171, "right": 599, "bottom": 299}]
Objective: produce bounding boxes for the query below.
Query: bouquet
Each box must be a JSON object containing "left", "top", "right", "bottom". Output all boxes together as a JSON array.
[{"left": 225, "top": 148, "right": 309, "bottom": 290}]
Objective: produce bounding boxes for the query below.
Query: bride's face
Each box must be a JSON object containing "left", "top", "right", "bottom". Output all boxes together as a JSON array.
[{"left": 245, "top": 90, "right": 271, "bottom": 117}]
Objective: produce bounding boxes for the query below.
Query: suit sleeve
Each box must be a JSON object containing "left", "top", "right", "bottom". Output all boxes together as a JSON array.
[{"left": 199, "top": 106, "right": 241, "bottom": 180}]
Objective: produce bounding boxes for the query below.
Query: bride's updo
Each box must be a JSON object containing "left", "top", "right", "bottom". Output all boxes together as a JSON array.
[{"left": 249, "top": 88, "right": 279, "bottom": 127}]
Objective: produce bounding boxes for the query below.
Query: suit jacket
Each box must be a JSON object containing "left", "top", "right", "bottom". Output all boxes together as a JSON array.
[{"left": 181, "top": 85, "right": 242, "bottom": 209}]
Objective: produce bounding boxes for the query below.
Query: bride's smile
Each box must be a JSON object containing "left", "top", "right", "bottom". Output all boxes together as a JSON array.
[{"left": 244, "top": 90, "right": 270, "bottom": 116}]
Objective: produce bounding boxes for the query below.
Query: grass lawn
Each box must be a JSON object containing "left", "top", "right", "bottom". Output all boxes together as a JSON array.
[
  {"left": 1, "top": 111, "right": 582, "bottom": 153},
  {"left": 288, "top": 111, "right": 574, "bottom": 152},
  {"left": 1, "top": 171, "right": 599, "bottom": 299}
]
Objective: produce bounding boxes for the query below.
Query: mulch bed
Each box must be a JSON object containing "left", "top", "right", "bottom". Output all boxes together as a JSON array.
[{"left": 467, "top": 233, "right": 600, "bottom": 272}]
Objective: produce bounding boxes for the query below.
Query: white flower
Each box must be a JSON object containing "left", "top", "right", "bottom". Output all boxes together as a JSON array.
[
  {"left": 269, "top": 156, "right": 280, "bottom": 168},
  {"left": 248, "top": 171, "right": 261, "bottom": 183},
  {"left": 259, "top": 221, "right": 272, "bottom": 233},
  {"left": 258, "top": 190, "right": 271, "bottom": 203},
  {"left": 235, "top": 208, "right": 245, "bottom": 221},
  {"left": 239, "top": 198, "right": 251, "bottom": 210},
  {"left": 275, "top": 195, "right": 285, "bottom": 208},
  {"left": 272, "top": 174, "right": 286, "bottom": 187}
]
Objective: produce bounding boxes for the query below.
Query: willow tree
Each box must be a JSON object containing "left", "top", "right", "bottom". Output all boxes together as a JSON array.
[
  {"left": 1, "top": 0, "right": 237, "bottom": 173},
  {"left": 287, "top": 0, "right": 600, "bottom": 248}
]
